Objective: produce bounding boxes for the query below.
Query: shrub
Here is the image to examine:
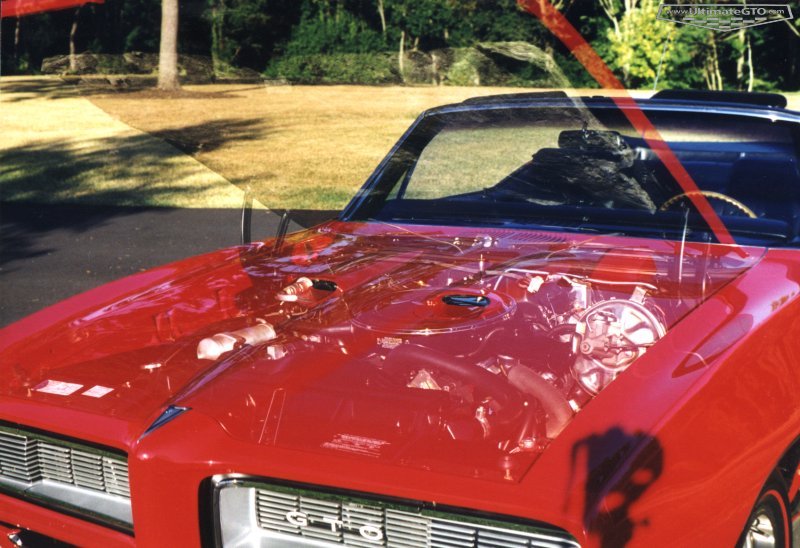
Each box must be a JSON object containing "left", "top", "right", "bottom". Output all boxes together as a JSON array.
[
  {"left": 266, "top": 53, "right": 400, "bottom": 85},
  {"left": 284, "top": 11, "right": 385, "bottom": 56}
]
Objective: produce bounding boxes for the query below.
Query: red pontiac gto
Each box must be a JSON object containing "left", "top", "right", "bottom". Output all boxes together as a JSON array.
[{"left": 2, "top": 90, "right": 800, "bottom": 547}]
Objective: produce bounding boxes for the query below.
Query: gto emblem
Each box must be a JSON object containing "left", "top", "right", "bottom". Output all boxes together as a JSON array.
[{"left": 286, "top": 510, "right": 384, "bottom": 542}]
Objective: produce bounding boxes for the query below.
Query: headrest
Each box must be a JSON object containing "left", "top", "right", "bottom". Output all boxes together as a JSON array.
[{"left": 557, "top": 129, "right": 629, "bottom": 152}]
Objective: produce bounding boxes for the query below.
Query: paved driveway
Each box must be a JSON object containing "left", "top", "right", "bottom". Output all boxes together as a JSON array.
[{"left": 0, "top": 203, "right": 334, "bottom": 327}]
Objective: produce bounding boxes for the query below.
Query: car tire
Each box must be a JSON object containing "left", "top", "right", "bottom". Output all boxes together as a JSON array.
[{"left": 738, "top": 471, "right": 791, "bottom": 548}]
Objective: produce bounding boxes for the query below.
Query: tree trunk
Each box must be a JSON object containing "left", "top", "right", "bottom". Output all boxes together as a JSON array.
[
  {"left": 398, "top": 30, "right": 405, "bottom": 79},
  {"left": 210, "top": 0, "right": 225, "bottom": 72},
  {"left": 210, "top": 2, "right": 220, "bottom": 71},
  {"left": 13, "top": 17, "right": 21, "bottom": 67},
  {"left": 69, "top": 7, "right": 81, "bottom": 72},
  {"left": 377, "top": 0, "right": 386, "bottom": 35},
  {"left": 735, "top": 28, "right": 745, "bottom": 90},
  {"left": 599, "top": 0, "right": 621, "bottom": 39},
  {"left": 712, "top": 38, "right": 723, "bottom": 90},
  {"left": 158, "top": 0, "right": 180, "bottom": 91},
  {"left": 704, "top": 33, "right": 723, "bottom": 91}
]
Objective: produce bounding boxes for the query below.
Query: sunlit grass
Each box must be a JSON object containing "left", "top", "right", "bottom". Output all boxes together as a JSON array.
[
  {"left": 2, "top": 78, "right": 798, "bottom": 211},
  {"left": 89, "top": 84, "right": 546, "bottom": 210}
]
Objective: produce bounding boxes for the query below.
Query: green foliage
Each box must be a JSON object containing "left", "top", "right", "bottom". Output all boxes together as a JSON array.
[
  {"left": 386, "top": 0, "right": 454, "bottom": 50},
  {"left": 447, "top": 0, "right": 549, "bottom": 46},
  {"left": 266, "top": 52, "right": 400, "bottom": 84},
  {"left": 284, "top": 9, "right": 385, "bottom": 55},
  {"left": 207, "top": 0, "right": 271, "bottom": 67},
  {"left": 1, "top": 0, "right": 797, "bottom": 90},
  {"left": 604, "top": 1, "right": 674, "bottom": 88},
  {"left": 94, "top": 54, "right": 133, "bottom": 74},
  {"left": 553, "top": 50, "right": 598, "bottom": 89},
  {"left": 658, "top": 25, "right": 710, "bottom": 90},
  {"left": 119, "top": 0, "right": 160, "bottom": 53}
]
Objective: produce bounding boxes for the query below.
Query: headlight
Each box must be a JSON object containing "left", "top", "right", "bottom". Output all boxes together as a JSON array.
[{"left": 0, "top": 423, "right": 132, "bottom": 531}]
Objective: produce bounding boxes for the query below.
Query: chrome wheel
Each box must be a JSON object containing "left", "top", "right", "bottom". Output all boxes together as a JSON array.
[
  {"left": 742, "top": 511, "right": 778, "bottom": 548},
  {"left": 738, "top": 472, "right": 790, "bottom": 548}
]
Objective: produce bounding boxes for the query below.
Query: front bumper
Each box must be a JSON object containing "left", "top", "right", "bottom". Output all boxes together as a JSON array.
[
  {"left": 0, "top": 409, "right": 582, "bottom": 547},
  {"left": 0, "top": 493, "right": 134, "bottom": 547}
]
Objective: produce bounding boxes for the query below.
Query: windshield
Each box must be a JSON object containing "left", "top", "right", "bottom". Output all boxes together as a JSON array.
[{"left": 347, "top": 101, "right": 800, "bottom": 247}]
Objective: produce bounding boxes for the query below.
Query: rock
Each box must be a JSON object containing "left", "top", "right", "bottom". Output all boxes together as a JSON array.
[
  {"left": 215, "top": 65, "right": 264, "bottom": 83},
  {"left": 443, "top": 48, "right": 506, "bottom": 86},
  {"left": 40, "top": 55, "right": 71, "bottom": 74},
  {"left": 400, "top": 42, "right": 570, "bottom": 87},
  {"left": 41, "top": 53, "right": 127, "bottom": 75},
  {"left": 41, "top": 53, "right": 100, "bottom": 74},
  {"left": 262, "top": 78, "right": 289, "bottom": 86},
  {"left": 178, "top": 54, "right": 215, "bottom": 83},
  {"left": 400, "top": 50, "right": 436, "bottom": 85},
  {"left": 41, "top": 42, "right": 569, "bottom": 88},
  {"left": 476, "top": 41, "right": 570, "bottom": 87},
  {"left": 122, "top": 52, "right": 158, "bottom": 74},
  {"left": 41, "top": 52, "right": 235, "bottom": 84}
]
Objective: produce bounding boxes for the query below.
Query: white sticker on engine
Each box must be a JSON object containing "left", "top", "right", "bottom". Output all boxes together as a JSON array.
[
  {"left": 322, "top": 434, "right": 390, "bottom": 458},
  {"left": 377, "top": 336, "right": 403, "bottom": 349},
  {"left": 34, "top": 380, "right": 83, "bottom": 396},
  {"left": 82, "top": 385, "right": 114, "bottom": 398}
]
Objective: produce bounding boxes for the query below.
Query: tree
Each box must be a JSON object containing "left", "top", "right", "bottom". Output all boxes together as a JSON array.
[
  {"left": 601, "top": 0, "right": 674, "bottom": 88},
  {"left": 69, "top": 6, "right": 82, "bottom": 71},
  {"left": 157, "top": 0, "right": 179, "bottom": 90},
  {"left": 387, "top": 0, "right": 453, "bottom": 52},
  {"left": 282, "top": 2, "right": 383, "bottom": 56},
  {"left": 731, "top": 28, "right": 754, "bottom": 91},
  {"left": 208, "top": 0, "right": 287, "bottom": 70}
]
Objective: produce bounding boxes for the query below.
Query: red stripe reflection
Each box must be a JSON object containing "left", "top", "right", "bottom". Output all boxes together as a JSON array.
[
  {"left": 518, "top": 0, "right": 735, "bottom": 246},
  {"left": 1, "top": 0, "right": 102, "bottom": 18}
]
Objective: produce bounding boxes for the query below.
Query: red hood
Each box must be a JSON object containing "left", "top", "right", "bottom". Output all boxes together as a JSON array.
[{"left": 0, "top": 221, "right": 760, "bottom": 479}]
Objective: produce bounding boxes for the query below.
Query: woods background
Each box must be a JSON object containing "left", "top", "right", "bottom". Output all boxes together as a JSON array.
[{"left": 2, "top": 0, "right": 799, "bottom": 91}]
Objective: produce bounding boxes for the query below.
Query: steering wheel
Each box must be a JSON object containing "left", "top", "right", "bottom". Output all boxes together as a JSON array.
[{"left": 659, "top": 190, "right": 757, "bottom": 218}]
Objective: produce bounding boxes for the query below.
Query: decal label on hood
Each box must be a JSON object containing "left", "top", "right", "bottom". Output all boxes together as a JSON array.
[
  {"left": 321, "top": 434, "right": 391, "bottom": 458},
  {"left": 35, "top": 380, "right": 83, "bottom": 396}
]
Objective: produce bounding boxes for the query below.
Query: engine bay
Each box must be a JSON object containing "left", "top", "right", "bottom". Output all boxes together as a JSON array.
[{"left": 179, "top": 227, "right": 757, "bottom": 481}]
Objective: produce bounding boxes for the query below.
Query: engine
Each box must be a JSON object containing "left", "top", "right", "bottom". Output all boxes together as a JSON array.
[{"left": 195, "top": 243, "right": 672, "bottom": 478}]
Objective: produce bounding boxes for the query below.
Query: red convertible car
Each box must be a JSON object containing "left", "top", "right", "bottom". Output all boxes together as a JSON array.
[{"left": 1, "top": 90, "right": 800, "bottom": 547}]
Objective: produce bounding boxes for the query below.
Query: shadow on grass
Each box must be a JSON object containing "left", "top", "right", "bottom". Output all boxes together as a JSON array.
[
  {"left": 0, "top": 117, "right": 269, "bottom": 203},
  {"left": 0, "top": 83, "right": 340, "bottom": 324},
  {"left": 0, "top": 111, "right": 339, "bottom": 270},
  {"left": 150, "top": 118, "right": 269, "bottom": 155},
  {"left": 0, "top": 116, "right": 266, "bottom": 268},
  {"left": 0, "top": 77, "right": 89, "bottom": 103},
  {"left": 109, "top": 84, "right": 268, "bottom": 101}
]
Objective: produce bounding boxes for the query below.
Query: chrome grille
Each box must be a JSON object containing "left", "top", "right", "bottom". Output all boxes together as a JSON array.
[
  {"left": 245, "top": 485, "right": 578, "bottom": 548},
  {"left": 103, "top": 457, "right": 132, "bottom": 498},
  {"left": 0, "top": 424, "right": 132, "bottom": 529},
  {"left": 0, "top": 430, "right": 39, "bottom": 482},
  {"left": 0, "top": 429, "right": 130, "bottom": 498}
]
